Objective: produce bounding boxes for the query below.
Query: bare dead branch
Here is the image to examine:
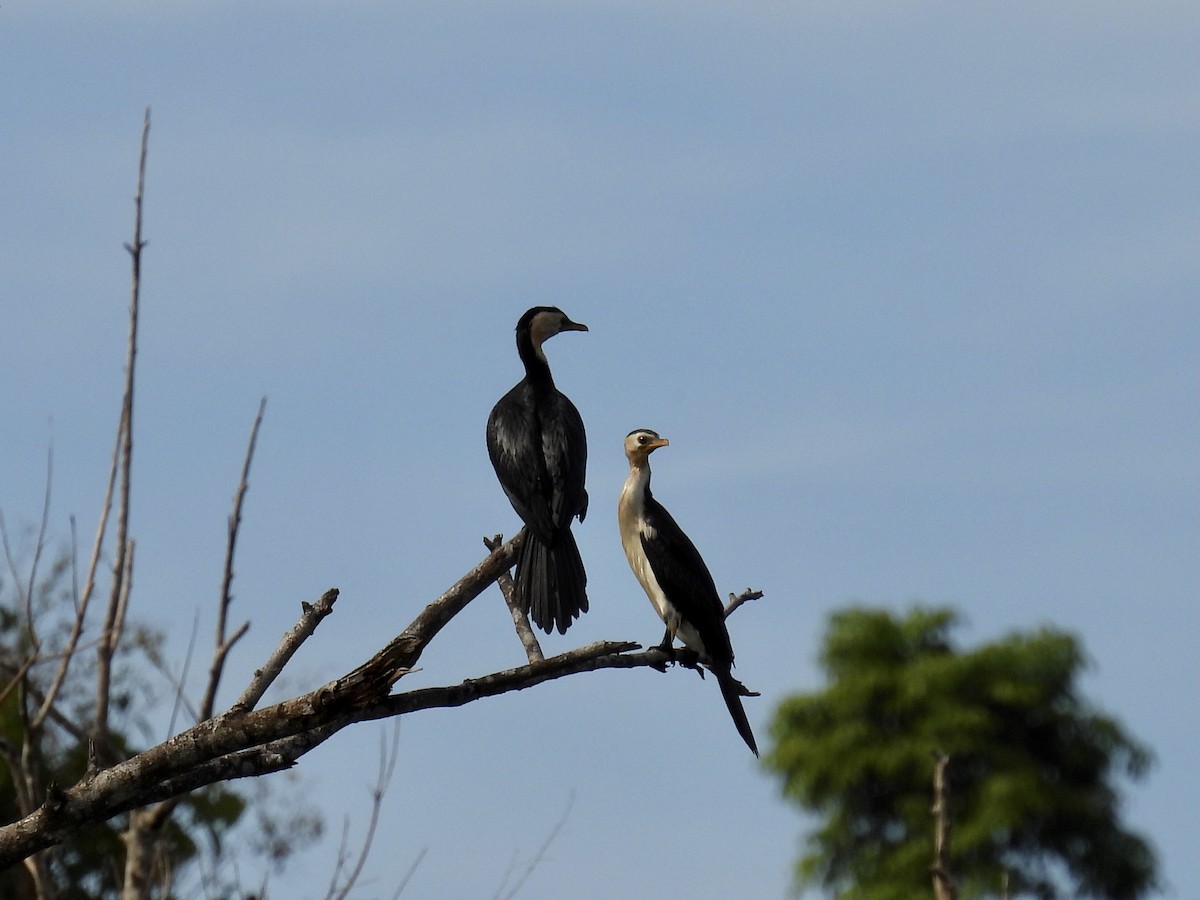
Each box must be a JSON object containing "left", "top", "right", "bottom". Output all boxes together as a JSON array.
[
  {"left": 931, "top": 751, "right": 958, "bottom": 900},
  {"left": 484, "top": 533, "right": 544, "bottom": 663},
  {"left": 390, "top": 846, "right": 428, "bottom": 899},
  {"left": 325, "top": 815, "right": 354, "bottom": 900},
  {"left": 0, "top": 739, "right": 31, "bottom": 818},
  {"left": 200, "top": 398, "right": 266, "bottom": 722},
  {"left": 0, "top": 444, "right": 54, "bottom": 657},
  {"left": 114, "top": 539, "right": 134, "bottom": 651},
  {"left": 121, "top": 809, "right": 155, "bottom": 900},
  {"left": 0, "top": 608, "right": 653, "bottom": 868},
  {"left": 724, "top": 587, "right": 762, "bottom": 619},
  {"left": 337, "top": 531, "right": 526, "bottom": 701},
  {"left": 327, "top": 722, "right": 402, "bottom": 900},
  {"left": 126, "top": 396, "right": 262, "bottom": 896},
  {"left": 495, "top": 790, "right": 574, "bottom": 900},
  {"left": 164, "top": 611, "right": 202, "bottom": 737},
  {"left": 33, "top": 518, "right": 91, "bottom": 731},
  {"left": 26, "top": 445, "right": 54, "bottom": 647},
  {"left": 95, "top": 107, "right": 150, "bottom": 756},
  {"left": 232, "top": 588, "right": 340, "bottom": 713}
]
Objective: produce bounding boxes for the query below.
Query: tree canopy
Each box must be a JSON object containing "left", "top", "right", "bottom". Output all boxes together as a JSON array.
[{"left": 766, "top": 606, "right": 1158, "bottom": 900}]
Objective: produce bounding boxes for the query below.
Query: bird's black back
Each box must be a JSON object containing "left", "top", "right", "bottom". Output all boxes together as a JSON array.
[
  {"left": 640, "top": 490, "right": 735, "bottom": 668},
  {"left": 486, "top": 378, "right": 588, "bottom": 544}
]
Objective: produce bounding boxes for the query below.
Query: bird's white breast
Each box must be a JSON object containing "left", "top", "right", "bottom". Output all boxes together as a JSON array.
[
  {"left": 618, "top": 468, "right": 665, "bottom": 615},
  {"left": 618, "top": 467, "right": 707, "bottom": 654}
]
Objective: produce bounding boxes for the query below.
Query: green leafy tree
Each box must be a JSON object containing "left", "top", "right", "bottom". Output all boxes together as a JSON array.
[{"left": 766, "top": 606, "right": 1158, "bottom": 900}]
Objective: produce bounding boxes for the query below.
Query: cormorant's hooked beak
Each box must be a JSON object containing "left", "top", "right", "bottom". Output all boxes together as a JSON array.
[
  {"left": 648, "top": 436, "right": 669, "bottom": 451},
  {"left": 562, "top": 317, "right": 588, "bottom": 333}
]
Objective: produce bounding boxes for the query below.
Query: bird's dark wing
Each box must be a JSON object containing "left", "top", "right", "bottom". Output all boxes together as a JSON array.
[
  {"left": 487, "top": 383, "right": 557, "bottom": 541},
  {"left": 541, "top": 390, "right": 588, "bottom": 527},
  {"left": 639, "top": 494, "right": 735, "bottom": 667},
  {"left": 487, "top": 383, "right": 587, "bottom": 542}
]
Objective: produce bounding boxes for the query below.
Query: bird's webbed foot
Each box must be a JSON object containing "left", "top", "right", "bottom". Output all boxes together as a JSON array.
[
  {"left": 650, "top": 631, "right": 704, "bottom": 679},
  {"left": 647, "top": 636, "right": 674, "bottom": 672},
  {"left": 674, "top": 647, "right": 706, "bottom": 680}
]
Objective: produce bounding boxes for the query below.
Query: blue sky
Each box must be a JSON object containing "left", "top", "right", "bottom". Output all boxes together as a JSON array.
[{"left": 3, "top": 2, "right": 1197, "bottom": 897}]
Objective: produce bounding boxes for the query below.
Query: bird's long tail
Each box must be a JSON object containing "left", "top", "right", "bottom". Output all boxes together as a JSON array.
[
  {"left": 716, "top": 667, "right": 759, "bottom": 757},
  {"left": 515, "top": 528, "right": 588, "bottom": 634}
]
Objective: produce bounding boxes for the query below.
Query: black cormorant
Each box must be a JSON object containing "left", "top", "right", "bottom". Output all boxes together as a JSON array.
[
  {"left": 618, "top": 428, "right": 758, "bottom": 755},
  {"left": 486, "top": 306, "right": 590, "bottom": 634}
]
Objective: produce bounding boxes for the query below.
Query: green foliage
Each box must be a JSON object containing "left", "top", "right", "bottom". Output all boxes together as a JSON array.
[{"left": 766, "top": 606, "right": 1158, "bottom": 900}]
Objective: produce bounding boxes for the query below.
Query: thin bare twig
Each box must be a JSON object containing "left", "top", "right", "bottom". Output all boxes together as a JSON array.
[
  {"left": 124, "top": 396, "right": 261, "bottom": 892},
  {"left": 0, "top": 656, "right": 38, "bottom": 712},
  {"left": 165, "top": 612, "right": 202, "bottom": 738},
  {"left": 324, "top": 816, "right": 354, "bottom": 900},
  {"left": 200, "top": 398, "right": 265, "bottom": 722},
  {"left": 0, "top": 444, "right": 54, "bottom": 653},
  {"left": 495, "top": 790, "right": 575, "bottom": 900},
  {"left": 484, "top": 533, "right": 544, "bottom": 663},
  {"left": 0, "top": 445, "right": 57, "bottom": 900},
  {"left": 327, "top": 722, "right": 402, "bottom": 900},
  {"left": 96, "top": 107, "right": 150, "bottom": 759},
  {"left": 26, "top": 444, "right": 54, "bottom": 646},
  {"left": 33, "top": 517, "right": 90, "bottom": 731},
  {"left": 232, "top": 588, "right": 340, "bottom": 713},
  {"left": 724, "top": 588, "right": 762, "bottom": 619},
  {"left": 390, "top": 847, "right": 428, "bottom": 899}
]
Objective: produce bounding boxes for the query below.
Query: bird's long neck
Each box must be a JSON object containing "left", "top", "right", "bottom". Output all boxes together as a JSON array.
[
  {"left": 516, "top": 330, "right": 554, "bottom": 387},
  {"left": 619, "top": 459, "right": 652, "bottom": 525}
]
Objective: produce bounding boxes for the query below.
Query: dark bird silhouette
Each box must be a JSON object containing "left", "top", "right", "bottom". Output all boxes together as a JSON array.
[
  {"left": 487, "top": 307, "right": 589, "bottom": 634},
  {"left": 618, "top": 428, "right": 758, "bottom": 755}
]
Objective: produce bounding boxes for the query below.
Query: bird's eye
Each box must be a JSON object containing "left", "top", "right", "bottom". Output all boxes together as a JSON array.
[{"left": 638, "top": 435, "right": 648, "bottom": 444}]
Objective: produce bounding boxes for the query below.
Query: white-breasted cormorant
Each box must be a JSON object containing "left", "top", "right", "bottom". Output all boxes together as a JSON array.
[
  {"left": 487, "top": 306, "right": 589, "bottom": 634},
  {"left": 618, "top": 428, "right": 758, "bottom": 755}
]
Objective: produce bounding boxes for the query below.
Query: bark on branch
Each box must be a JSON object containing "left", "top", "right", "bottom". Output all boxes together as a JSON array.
[
  {"left": 0, "top": 528, "right": 686, "bottom": 868},
  {"left": 931, "top": 751, "right": 959, "bottom": 900}
]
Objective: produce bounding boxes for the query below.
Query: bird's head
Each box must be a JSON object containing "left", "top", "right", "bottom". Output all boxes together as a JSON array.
[
  {"left": 519, "top": 306, "right": 588, "bottom": 353},
  {"left": 624, "top": 428, "right": 669, "bottom": 464}
]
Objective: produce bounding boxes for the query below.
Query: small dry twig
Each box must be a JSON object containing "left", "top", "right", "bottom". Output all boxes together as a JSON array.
[
  {"left": 485, "top": 532, "right": 544, "bottom": 663},
  {"left": 494, "top": 790, "right": 575, "bottom": 900},
  {"left": 95, "top": 106, "right": 150, "bottom": 762},
  {"left": 724, "top": 588, "right": 762, "bottom": 619},
  {"left": 325, "top": 722, "right": 402, "bottom": 900},
  {"left": 200, "top": 398, "right": 265, "bottom": 721},
  {"left": 232, "top": 588, "right": 340, "bottom": 713},
  {"left": 390, "top": 846, "right": 428, "bottom": 899}
]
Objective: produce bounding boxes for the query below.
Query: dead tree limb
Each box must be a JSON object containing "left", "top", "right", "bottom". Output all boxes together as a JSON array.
[
  {"left": 484, "top": 532, "right": 544, "bottom": 663},
  {"left": 95, "top": 106, "right": 150, "bottom": 760},
  {"left": 0, "top": 561, "right": 658, "bottom": 870},
  {"left": 931, "top": 751, "right": 958, "bottom": 900},
  {"left": 200, "top": 397, "right": 265, "bottom": 722},
  {"left": 232, "top": 589, "right": 340, "bottom": 713},
  {"left": 724, "top": 588, "right": 762, "bottom": 619}
]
